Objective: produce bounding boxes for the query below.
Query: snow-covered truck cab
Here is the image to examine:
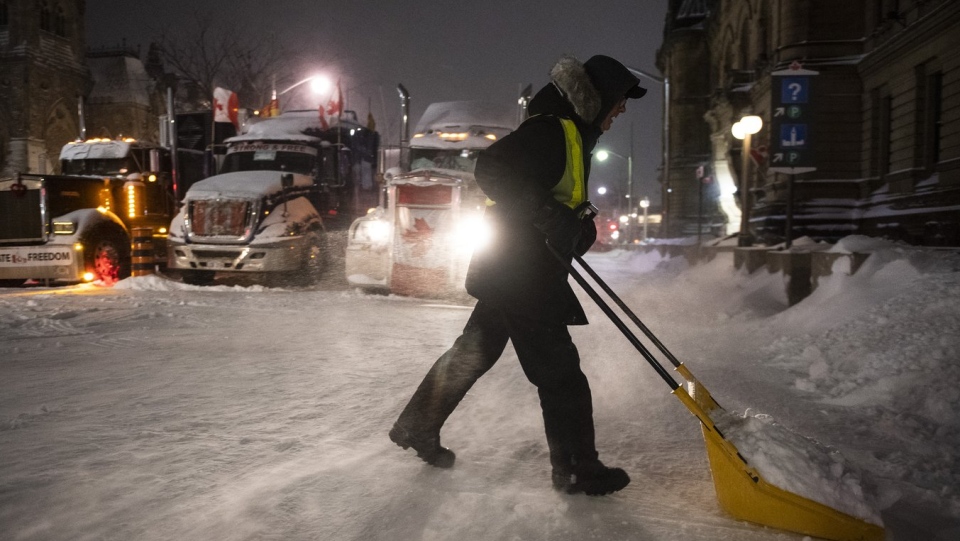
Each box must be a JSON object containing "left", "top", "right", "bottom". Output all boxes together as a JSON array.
[
  {"left": 0, "top": 138, "right": 178, "bottom": 286},
  {"left": 345, "top": 101, "right": 514, "bottom": 297},
  {"left": 167, "top": 110, "right": 379, "bottom": 286}
]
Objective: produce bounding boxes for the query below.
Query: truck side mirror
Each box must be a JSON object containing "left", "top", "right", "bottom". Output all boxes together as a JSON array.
[{"left": 281, "top": 173, "right": 294, "bottom": 190}]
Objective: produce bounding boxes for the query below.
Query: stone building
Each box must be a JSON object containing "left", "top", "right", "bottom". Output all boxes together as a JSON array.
[
  {"left": 657, "top": 0, "right": 960, "bottom": 246},
  {"left": 0, "top": 0, "right": 90, "bottom": 176},
  {"left": 0, "top": 1, "right": 163, "bottom": 177},
  {"left": 85, "top": 45, "right": 162, "bottom": 143}
]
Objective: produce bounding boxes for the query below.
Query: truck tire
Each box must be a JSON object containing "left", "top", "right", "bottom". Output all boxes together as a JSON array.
[
  {"left": 84, "top": 229, "right": 131, "bottom": 286},
  {"left": 181, "top": 270, "right": 216, "bottom": 286}
]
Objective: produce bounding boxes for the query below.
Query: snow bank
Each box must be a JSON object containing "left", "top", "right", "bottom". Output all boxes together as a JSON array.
[{"left": 113, "top": 274, "right": 269, "bottom": 292}]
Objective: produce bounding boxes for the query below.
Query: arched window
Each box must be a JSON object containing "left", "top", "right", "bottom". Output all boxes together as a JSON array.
[
  {"left": 40, "top": 1, "right": 52, "bottom": 32},
  {"left": 55, "top": 5, "right": 67, "bottom": 36}
]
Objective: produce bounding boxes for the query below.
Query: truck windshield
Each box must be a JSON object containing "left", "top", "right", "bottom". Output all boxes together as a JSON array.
[
  {"left": 410, "top": 149, "right": 481, "bottom": 173},
  {"left": 220, "top": 150, "right": 315, "bottom": 176},
  {"left": 61, "top": 158, "right": 131, "bottom": 176}
]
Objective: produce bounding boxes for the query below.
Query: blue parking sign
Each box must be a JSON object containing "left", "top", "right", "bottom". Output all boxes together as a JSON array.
[{"left": 781, "top": 77, "right": 809, "bottom": 104}]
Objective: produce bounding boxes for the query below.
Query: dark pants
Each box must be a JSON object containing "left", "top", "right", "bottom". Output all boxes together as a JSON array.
[{"left": 395, "top": 300, "right": 598, "bottom": 471}]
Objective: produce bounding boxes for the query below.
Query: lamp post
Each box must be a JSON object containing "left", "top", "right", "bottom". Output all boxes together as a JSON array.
[
  {"left": 639, "top": 197, "right": 650, "bottom": 241},
  {"left": 731, "top": 115, "right": 762, "bottom": 247},
  {"left": 271, "top": 74, "right": 332, "bottom": 111},
  {"left": 627, "top": 67, "right": 669, "bottom": 236},
  {"left": 596, "top": 148, "right": 632, "bottom": 240}
]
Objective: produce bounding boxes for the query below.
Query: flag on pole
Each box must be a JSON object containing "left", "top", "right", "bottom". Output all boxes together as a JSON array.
[
  {"left": 261, "top": 97, "right": 279, "bottom": 118},
  {"left": 213, "top": 87, "right": 239, "bottom": 128},
  {"left": 319, "top": 78, "right": 343, "bottom": 130}
]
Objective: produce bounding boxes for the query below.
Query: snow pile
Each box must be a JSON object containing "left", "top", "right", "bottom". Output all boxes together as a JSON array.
[
  {"left": 714, "top": 408, "right": 883, "bottom": 525},
  {"left": 113, "top": 274, "right": 269, "bottom": 292}
]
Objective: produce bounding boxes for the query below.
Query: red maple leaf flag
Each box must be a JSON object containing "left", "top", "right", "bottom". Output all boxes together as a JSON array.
[
  {"left": 326, "top": 78, "right": 343, "bottom": 118},
  {"left": 213, "top": 87, "right": 239, "bottom": 128},
  {"left": 319, "top": 78, "right": 343, "bottom": 130}
]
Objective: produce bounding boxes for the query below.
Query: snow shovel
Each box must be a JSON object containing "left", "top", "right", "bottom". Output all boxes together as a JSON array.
[{"left": 547, "top": 244, "right": 885, "bottom": 541}]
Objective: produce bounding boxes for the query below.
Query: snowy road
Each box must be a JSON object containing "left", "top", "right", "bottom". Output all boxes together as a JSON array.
[{"left": 2, "top": 242, "right": 959, "bottom": 540}]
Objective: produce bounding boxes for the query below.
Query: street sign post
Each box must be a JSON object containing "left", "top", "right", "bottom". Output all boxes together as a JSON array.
[
  {"left": 769, "top": 61, "right": 818, "bottom": 175},
  {"left": 770, "top": 61, "right": 818, "bottom": 247}
]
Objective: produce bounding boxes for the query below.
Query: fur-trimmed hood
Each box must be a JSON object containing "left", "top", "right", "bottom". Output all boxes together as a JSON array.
[
  {"left": 549, "top": 55, "right": 602, "bottom": 124},
  {"left": 535, "top": 54, "right": 646, "bottom": 127}
]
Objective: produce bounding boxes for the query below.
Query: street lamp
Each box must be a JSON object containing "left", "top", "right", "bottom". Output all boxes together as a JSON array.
[
  {"left": 268, "top": 74, "right": 332, "bottom": 114},
  {"left": 596, "top": 148, "right": 633, "bottom": 238},
  {"left": 731, "top": 115, "right": 762, "bottom": 246},
  {"left": 627, "top": 67, "right": 669, "bottom": 236},
  {"left": 639, "top": 197, "right": 650, "bottom": 241}
]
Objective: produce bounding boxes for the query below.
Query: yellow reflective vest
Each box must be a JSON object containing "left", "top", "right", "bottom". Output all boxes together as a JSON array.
[{"left": 485, "top": 116, "right": 586, "bottom": 210}]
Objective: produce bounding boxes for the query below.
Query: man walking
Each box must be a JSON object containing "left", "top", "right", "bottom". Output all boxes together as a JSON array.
[{"left": 390, "top": 54, "right": 646, "bottom": 496}]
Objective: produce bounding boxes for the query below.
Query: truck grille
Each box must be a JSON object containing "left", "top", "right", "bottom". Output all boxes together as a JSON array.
[
  {"left": 189, "top": 199, "right": 251, "bottom": 238},
  {"left": 0, "top": 188, "right": 44, "bottom": 242}
]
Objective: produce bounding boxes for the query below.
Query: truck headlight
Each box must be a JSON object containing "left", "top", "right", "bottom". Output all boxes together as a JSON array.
[
  {"left": 456, "top": 215, "right": 492, "bottom": 252},
  {"left": 355, "top": 219, "right": 391, "bottom": 244},
  {"left": 53, "top": 221, "right": 76, "bottom": 234}
]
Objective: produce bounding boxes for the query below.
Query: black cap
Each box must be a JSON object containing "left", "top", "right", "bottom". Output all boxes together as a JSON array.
[{"left": 583, "top": 55, "right": 648, "bottom": 102}]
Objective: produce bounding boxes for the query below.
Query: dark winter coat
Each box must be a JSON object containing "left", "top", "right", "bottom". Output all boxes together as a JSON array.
[{"left": 465, "top": 55, "right": 643, "bottom": 325}]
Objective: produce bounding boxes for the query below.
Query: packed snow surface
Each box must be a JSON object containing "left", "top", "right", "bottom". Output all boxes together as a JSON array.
[{"left": 2, "top": 236, "right": 959, "bottom": 540}]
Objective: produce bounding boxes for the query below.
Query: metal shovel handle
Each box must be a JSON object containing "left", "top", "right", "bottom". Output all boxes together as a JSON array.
[
  {"left": 571, "top": 252, "right": 683, "bottom": 369},
  {"left": 546, "top": 242, "right": 680, "bottom": 391}
]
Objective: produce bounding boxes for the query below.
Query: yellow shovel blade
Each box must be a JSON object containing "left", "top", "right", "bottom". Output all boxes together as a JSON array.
[{"left": 675, "top": 382, "right": 885, "bottom": 541}]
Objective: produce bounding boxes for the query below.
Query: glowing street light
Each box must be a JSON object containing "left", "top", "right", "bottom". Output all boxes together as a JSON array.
[
  {"left": 732, "top": 115, "right": 762, "bottom": 247},
  {"left": 597, "top": 148, "right": 632, "bottom": 236},
  {"left": 639, "top": 196, "right": 650, "bottom": 241},
  {"left": 277, "top": 74, "right": 331, "bottom": 97}
]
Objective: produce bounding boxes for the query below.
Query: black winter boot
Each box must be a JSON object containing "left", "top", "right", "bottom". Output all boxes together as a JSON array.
[
  {"left": 552, "top": 459, "right": 630, "bottom": 496},
  {"left": 389, "top": 423, "right": 456, "bottom": 468}
]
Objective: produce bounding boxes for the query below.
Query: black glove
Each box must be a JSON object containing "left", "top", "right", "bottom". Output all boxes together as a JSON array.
[
  {"left": 575, "top": 215, "right": 597, "bottom": 256},
  {"left": 533, "top": 199, "right": 581, "bottom": 255}
]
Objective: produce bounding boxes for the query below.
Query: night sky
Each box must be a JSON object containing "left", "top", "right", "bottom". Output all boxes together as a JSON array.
[{"left": 86, "top": 0, "right": 669, "bottom": 205}]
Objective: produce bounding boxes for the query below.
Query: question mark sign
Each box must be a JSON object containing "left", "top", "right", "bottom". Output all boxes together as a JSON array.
[{"left": 788, "top": 82, "right": 802, "bottom": 101}]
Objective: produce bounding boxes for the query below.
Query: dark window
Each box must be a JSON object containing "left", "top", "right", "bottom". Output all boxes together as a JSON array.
[
  {"left": 914, "top": 63, "right": 944, "bottom": 173},
  {"left": 55, "top": 5, "right": 66, "bottom": 37},
  {"left": 39, "top": 2, "right": 51, "bottom": 32},
  {"left": 880, "top": 95, "right": 892, "bottom": 176},
  {"left": 0, "top": 1, "right": 8, "bottom": 26},
  {"left": 926, "top": 71, "right": 943, "bottom": 170},
  {"left": 870, "top": 88, "right": 892, "bottom": 177}
]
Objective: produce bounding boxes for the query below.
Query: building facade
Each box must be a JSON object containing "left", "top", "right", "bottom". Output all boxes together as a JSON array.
[
  {"left": 0, "top": 1, "right": 164, "bottom": 178},
  {"left": 657, "top": 0, "right": 960, "bottom": 246},
  {"left": 0, "top": 0, "right": 90, "bottom": 176}
]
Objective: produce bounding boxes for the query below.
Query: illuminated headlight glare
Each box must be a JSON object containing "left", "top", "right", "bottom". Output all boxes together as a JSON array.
[
  {"left": 456, "top": 216, "right": 492, "bottom": 252},
  {"left": 611, "top": 230, "right": 620, "bottom": 240},
  {"left": 359, "top": 220, "right": 390, "bottom": 244},
  {"left": 53, "top": 221, "right": 76, "bottom": 234}
]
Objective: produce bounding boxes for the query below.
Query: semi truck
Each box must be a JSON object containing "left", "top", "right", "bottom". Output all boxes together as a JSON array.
[
  {"left": 166, "top": 110, "right": 379, "bottom": 286},
  {"left": 345, "top": 100, "right": 519, "bottom": 297},
  {"left": 0, "top": 138, "right": 189, "bottom": 286}
]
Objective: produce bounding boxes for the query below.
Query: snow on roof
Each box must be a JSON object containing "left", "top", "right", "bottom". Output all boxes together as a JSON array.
[
  {"left": 228, "top": 110, "right": 363, "bottom": 144},
  {"left": 414, "top": 101, "right": 517, "bottom": 134},
  {"left": 59, "top": 140, "right": 131, "bottom": 161},
  {"left": 87, "top": 55, "right": 153, "bottom": 106}
]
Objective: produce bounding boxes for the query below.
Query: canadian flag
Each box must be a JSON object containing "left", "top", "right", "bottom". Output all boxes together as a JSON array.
[
  {"left": 750, "top": 144, "right": 769, "bottom": 166},
  {"left": 213, "top": 87, "right": 239, "bottom": 128},
  {"left": 319, "top": 78, "right": 342, "bottom": 129}
]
